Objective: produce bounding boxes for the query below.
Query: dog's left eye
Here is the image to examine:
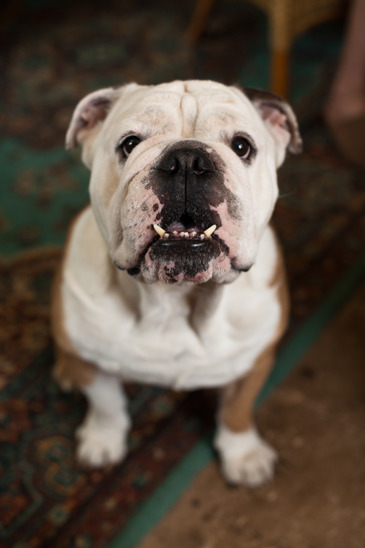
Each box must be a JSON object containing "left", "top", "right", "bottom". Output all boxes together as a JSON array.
[
  {"left": 231, "top": 136, "right": 253, "bottom": 160},
  {"left": 118, "top": 135, "right": 142, "bottom": 158}
]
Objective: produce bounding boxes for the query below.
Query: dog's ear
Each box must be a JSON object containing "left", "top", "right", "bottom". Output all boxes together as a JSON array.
[
  {"left": 65, "top": 87, "right": 123, "bottom": 151},
  {"left": 244, "top": 88, "right": 302, "bottom": 165}
]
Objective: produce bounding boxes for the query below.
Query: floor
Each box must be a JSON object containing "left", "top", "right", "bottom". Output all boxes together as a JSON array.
[{"left": 137, "top": 279, "right": 365, "bottom": 548}]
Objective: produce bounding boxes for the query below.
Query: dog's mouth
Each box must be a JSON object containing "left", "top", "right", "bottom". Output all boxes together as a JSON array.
[
  {"left": 149, "top": 210, "right": 221, "bottom": 249},
  {"left": 124, "top": 210, "right": 228, "bottom": 283}
]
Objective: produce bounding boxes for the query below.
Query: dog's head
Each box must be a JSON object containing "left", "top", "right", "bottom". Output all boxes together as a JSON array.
[{"left": 66, "top": 80, "right": 301, "bottom": 284}]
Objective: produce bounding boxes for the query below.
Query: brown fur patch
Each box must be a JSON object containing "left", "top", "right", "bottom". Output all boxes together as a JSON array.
[
  {"left": 53, "top": 347, "right": 97, "bottom": 392},
  {"left": 220, "top": 343, "right": 277, "bottom": 432}
]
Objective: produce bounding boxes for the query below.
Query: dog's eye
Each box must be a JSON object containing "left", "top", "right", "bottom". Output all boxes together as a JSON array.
[
  {"left": 118, "top": 135, "right": 141, "bottom": 158},
  {"left": 231, "top": 136, "right": 252, "bottom": 160}
]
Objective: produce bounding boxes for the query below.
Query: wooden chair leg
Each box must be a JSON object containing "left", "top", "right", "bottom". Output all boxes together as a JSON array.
[
  {"left": 271, "top": 48, "right": 290, "bottom": 98},
  {"left": 186, "top": 0, "right": 217, "bottom": 45}
]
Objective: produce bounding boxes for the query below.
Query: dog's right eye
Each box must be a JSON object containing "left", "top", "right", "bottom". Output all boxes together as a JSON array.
[{"left": 117, "top": 135, "right": 142, "bottom": 158}]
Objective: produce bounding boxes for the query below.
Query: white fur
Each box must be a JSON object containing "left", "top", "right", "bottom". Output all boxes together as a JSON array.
[
  {"left": 77, "top": 371, "right": 130, "bottom": 467},
  {"left": 214, "top": 424, "right": 277, "bottom": 486},
  {"left": 62, "top": 208, "right": 281, "bottom": 390}
]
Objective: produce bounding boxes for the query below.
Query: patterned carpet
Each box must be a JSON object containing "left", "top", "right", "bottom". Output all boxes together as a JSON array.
[{"left": 1, "top": 1, "right": 364, "bottom": 547}]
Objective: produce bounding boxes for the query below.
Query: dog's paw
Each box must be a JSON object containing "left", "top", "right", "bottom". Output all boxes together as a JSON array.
[
  {"left": 221, "top": 439, "right": 277, "bottom": 487},
  {"left": 214, "top": 425, "right": 277, "bottom": 487},
  {"left": 76, "top": 414, "right": 129, "bottom": 467}
]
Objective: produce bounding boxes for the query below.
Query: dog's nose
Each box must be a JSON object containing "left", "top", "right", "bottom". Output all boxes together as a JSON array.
[{"left": 157, "top": 146, "right": 216, "bottom": 178}]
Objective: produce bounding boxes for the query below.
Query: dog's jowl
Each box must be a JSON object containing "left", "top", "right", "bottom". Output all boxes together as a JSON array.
[{"left": 52, "top": 80, "right": 301, "bottom": 486}]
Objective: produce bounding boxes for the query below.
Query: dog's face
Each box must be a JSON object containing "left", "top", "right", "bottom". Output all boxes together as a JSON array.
[{"left": 66, "top": 81, "right": 301, "bottom": 284}]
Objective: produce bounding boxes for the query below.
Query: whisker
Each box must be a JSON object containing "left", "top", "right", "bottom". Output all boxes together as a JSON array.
[{"left": 278, "top": 190, "right": 295, "bottom": 199}]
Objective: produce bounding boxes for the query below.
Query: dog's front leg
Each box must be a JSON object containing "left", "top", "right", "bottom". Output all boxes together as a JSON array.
[
  {"left": 76, "top": 370, "right": 130, "bottom": 468},
  {"left": 54, "top": 346, "right": 130, "bottom": 467},
  {"left": 215, "top": 344, "right": 277, "bottom": 487}
]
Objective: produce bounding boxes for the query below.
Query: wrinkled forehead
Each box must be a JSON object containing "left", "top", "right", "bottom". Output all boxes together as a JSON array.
[{"left": 102, "top": 81, "right": 263, "bottom": 142}]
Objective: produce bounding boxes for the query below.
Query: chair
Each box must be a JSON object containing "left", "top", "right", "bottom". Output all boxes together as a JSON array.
[{"left": 187, "top": 0, "right": 347, "bottom": 97}]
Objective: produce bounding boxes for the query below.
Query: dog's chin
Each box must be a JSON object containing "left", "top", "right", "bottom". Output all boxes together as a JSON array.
[{"left": 136, "top": 238, "right": 237, "bottom": 285}]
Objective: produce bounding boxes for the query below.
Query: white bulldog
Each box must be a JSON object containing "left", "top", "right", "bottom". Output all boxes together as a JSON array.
[{"left": 52, "top": 80, "right": 301, "bottom": 486}]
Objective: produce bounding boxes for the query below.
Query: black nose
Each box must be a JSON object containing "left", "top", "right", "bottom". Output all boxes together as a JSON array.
[
  {"left": 152, "top": 141, "right": 222, "bottom": 231},
  {"left": 157, "top": 145, "right": 216, "bottom": 178}
]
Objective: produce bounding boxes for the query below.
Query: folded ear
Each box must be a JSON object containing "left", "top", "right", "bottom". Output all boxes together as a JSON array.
[
  {"left": 244, "top": 88, "right": 302, "bottom": 165},
  {"left": 65, "top": 87, "right": 122, "bottom": 151}
]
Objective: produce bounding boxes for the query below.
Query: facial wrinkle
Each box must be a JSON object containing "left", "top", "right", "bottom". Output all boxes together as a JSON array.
[{"left": 181, "top": 93, "right": 198, "bottom": 138}]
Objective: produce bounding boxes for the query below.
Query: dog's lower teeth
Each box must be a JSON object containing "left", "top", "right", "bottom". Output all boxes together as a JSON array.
[{"left": 154, "top": 227, "right": 214, "bottom": 240}]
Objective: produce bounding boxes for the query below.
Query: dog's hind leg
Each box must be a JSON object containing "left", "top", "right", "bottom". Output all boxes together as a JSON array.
[
  {"left": 214, "top": 344, "right": 277, "bottom": 487},
  {"left": 53, "top": 347, "right": 97, "bottom": 392}
]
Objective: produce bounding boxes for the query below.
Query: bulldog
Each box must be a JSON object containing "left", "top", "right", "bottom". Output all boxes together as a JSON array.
[{"left": 52, "top": 80, "right": 301, "bottom": 486}]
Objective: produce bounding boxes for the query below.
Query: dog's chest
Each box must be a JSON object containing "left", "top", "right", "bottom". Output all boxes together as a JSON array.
[
  {"left": 63, "top": 268, "right": 280, "bottom": 390},
  {"left": 61, "top": 209, "right": 281, "bottom": 389}
]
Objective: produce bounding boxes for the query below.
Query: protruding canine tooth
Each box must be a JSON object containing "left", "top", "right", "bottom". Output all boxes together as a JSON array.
[
  {"left": 200, "top": 234, "right": 206, "bottom": 240},
  {"left": 153, "top": 224, "right": 166, "bottom": 238},
  {"left": 163, "top": 233, "right": 170, "bottom": 239},
  {"left": 204, "top": 224, "right": 217, "bottom": 238}
]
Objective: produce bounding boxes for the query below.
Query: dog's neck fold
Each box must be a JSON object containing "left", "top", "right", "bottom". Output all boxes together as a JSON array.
[{"left": 115, "top": 269, "right": 226, "bottom": 334}]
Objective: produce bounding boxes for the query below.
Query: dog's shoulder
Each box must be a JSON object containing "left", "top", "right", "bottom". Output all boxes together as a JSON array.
[
  {"left": 51, "top": 206, "right": 112, "bottom": 380},
  {"left": 63, "top": 206, "right": 114, "bottom": 296},
  {"left": 52, "top": 206, "right": 115, "bottom": 352},
  {"left": 232, "top": 224, "right": 285, "bottom": 294},
  {"left": 249, "top": 223, "right": 289, "bottom": 343},
  {"left": 222, "top": 224, "right": 288, "bottom": 344}
]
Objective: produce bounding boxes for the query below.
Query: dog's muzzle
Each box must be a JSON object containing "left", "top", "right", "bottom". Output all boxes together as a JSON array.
[
  {"left": 148, "top": 143, "right": 223, "bottom": 256},
  {"left": 131, "top": 142, "right": 231, "bottom": 283}
]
